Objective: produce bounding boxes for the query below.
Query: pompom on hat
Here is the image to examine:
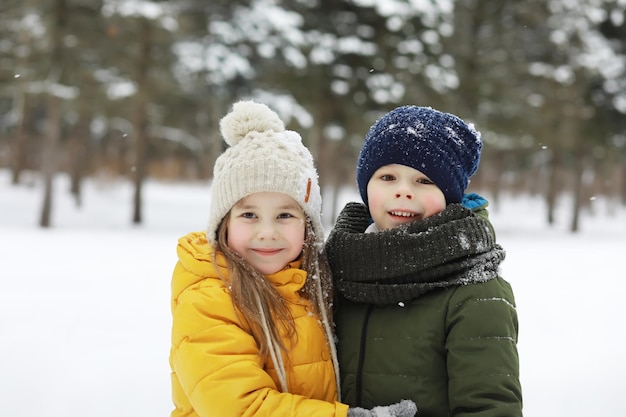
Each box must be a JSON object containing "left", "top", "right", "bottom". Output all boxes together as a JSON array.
[
  {"left": 356, "top": 105, "right": 483, "bottom": 206},
  {"left": 207, "top": 100, "right": 323, "bottom": 248}
]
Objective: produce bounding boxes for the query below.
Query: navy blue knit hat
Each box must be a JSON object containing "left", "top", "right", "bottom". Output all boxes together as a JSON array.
[{"left": 357, "top": 105, "right": 482, "bottom": 205}]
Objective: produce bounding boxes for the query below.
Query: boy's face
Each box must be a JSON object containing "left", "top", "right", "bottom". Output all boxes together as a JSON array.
[{"left": 367, "top": 164, "right": 446, "bottom": 230}]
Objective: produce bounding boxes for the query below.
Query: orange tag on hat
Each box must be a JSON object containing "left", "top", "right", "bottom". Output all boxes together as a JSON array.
[{"left": 304, "top": 178, "right": 312, "bottom": 203}]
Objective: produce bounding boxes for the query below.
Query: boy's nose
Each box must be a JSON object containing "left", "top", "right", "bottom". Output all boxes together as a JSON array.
[
  {"left": 395, "top": 182, "right": 414, "bottom": 199},
  {"left": 395, "top": 192, "right": 413, "bottom": 200}
]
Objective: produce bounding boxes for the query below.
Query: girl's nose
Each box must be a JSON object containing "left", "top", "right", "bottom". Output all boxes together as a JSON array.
[{"left": 257, "top": 222, "right": 278, "bottom": 239}]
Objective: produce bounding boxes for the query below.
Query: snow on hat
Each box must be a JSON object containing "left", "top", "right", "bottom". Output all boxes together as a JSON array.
[
  {"left": 206, "top": 100, "right": 323, "bottom": 248},
  {"left": 356, "top": 105, "right": 482, "bottom": 206}
]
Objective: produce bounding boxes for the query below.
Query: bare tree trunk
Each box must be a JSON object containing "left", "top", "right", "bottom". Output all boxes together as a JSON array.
[
  {"left": 11, "top": 0, "right": 34, "bottom": 185},
  {"left": 490, "top": 150, "right": 507, "bottom": 207},
  {"left": 132, "top": 19, "right": 152, "bottom": 224},
  {"left": 203, "top": 96, "right": 225, "bottom": 179},
  {"left": 310, "top": 89, "right": 339, "bottom": 223},
  {"left": 546, "top": 147, "right": 560, "bottom": 226},
  {"left": 621, "top": 156, "right": 626, "bottom": 207},
  {"left": 39, "top": 0, "right": 66, "bottom": 228},
  {"left": 69, "top": 112, "right": 92, "bottom": 207},
  {"left": 11, "top": 90, "right": 28, "bottom": 185},
  {"left": 570, "top": 148, "right": 589, "bottom": 233},
  {"left": 329, "top": 174, "right": 342, "bottom": 228},
  {"left": 40, "top": 94, "right": 62, "bottom": 228}
]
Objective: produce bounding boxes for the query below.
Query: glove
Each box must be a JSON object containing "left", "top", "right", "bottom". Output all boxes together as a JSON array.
[{"left": 347, "top": 399, "right": 417, "bottom": 417}]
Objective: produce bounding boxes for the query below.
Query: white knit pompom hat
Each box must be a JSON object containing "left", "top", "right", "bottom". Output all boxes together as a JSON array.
[{"left": 206, "top": 100, "right": 323, "bottom": 249}]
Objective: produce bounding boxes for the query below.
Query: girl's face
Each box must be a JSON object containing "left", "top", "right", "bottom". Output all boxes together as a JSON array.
[
  {"left": 227, "top": 192, "right": 306, "bottom": 275},
  {"left": 367, "top": 163, "right": 446, "bottom": 230}
]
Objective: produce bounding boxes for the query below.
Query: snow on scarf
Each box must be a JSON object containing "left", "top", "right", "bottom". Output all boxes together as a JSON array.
[{"left": 326, "top": 202, "right": 505, "bottom": 305}]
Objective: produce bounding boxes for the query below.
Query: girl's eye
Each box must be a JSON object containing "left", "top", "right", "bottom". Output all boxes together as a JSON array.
[
  {"left": 277, "top": 212, "right": 295, "bottom": 219},
  {"left": 241, "top": 212, "right": 257, "bottom": 219}
]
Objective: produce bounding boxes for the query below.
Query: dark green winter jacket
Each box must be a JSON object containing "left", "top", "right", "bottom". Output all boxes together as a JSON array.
[{"left": 326, "top": 197, "right": 522, "bottom": 417}]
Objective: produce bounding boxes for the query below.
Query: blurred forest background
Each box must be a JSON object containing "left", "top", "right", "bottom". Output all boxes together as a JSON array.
[{"left": 1, "top": 0, "right": 625, "bottom": 232}]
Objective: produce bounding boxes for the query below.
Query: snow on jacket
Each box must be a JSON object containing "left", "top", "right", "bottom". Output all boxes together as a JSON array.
[
  {"left": 170, "top": 231, "right": 349, "bottom": 417},
  {"left": 326, "top": 200, "right": 522, "bottom": 417}
]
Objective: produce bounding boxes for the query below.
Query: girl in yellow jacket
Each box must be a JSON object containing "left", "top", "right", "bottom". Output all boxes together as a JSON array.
[{"left": 169, "top": 101, "right": 416, "bottom": 417}]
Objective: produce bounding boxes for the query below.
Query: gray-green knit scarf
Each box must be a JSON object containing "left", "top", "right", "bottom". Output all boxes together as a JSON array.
[{"left": 325, "top": 202, "right": 505, "bottom": 305}]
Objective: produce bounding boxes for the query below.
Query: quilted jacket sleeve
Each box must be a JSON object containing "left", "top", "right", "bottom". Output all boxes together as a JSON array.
[
  {"left": 445, "top": 277, "right": 523, "bottom": 417},
  {"left": 170, "top": 261, "right": 348, "bottom": 417}
]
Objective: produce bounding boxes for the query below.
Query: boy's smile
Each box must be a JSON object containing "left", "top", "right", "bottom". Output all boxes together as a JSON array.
[
  {"left": 366, "top": 164, "right": 446, "bottom": 230},
  {"left": 389, "top": 210, "right": 421, "bottom": 219}
]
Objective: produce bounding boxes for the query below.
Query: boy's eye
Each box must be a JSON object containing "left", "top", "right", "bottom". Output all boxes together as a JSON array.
[
  {"left": 417, "top": 178, "right": 435, "bottom": 185},
  {"left": 380, "top": 174, "right": 395, "bottom": 181}
]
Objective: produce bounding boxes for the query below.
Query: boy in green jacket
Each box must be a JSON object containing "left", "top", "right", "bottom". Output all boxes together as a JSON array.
[{"left": 326, "top": 105, "right": 523, "bottom": 417}]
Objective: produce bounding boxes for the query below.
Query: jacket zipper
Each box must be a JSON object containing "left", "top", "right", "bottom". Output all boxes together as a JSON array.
[{"left": 355, "top": 304, "right": 374, "bottom": 406}]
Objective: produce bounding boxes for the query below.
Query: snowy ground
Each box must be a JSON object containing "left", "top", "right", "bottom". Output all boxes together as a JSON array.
[{"left": 1, "top": 170, "right": 624, "bottom": 417}]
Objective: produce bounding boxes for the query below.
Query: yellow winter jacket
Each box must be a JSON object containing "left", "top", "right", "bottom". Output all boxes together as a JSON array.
[{"left": 169, "top": 231, "right": 349, "bottom": 417}]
